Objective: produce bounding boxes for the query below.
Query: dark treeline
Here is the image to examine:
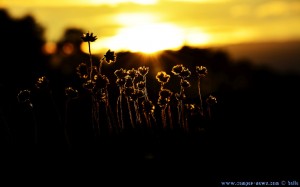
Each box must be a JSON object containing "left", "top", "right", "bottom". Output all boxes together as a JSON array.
[
  {"left": 0, "top": 9, "right": 46, "bottom": 146},
  {"left": 0, "top": 9, "right": 299, "bottom": 176}
]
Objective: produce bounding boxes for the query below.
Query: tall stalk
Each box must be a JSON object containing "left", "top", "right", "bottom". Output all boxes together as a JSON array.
[
  {"left": 198, "top": 78, "right": 204, "bottom": 116},
  {"left": 88, "top": 41, "right": 93, "bottom": 80},
  {"left": 126, "top": 97, "right": 135, "bottom": 128}
]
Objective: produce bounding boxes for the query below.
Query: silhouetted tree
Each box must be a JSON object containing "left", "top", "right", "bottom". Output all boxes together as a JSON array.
[
  {"left": 0, "top": 9, "right": 47, "bottom": 146},
  {"left": 0, "top": 9, "right": 46, "bottom": 90}
]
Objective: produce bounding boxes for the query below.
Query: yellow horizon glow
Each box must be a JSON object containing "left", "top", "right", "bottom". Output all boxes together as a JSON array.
[
  {"left": 3, "top": 0, "right": 300, "bottom": 54},
  {"left": 82, "top": 23, "right": 186, "bottom": 54},
  {"left": 185, "top": 29, "right": 211, "bottom": 46},
  {"left": 81, "top": 26, "right": 213, "bottom": 54}
]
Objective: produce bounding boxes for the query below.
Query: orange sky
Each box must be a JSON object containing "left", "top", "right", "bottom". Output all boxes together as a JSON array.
[{"left": 1, "top": 0, "right": 300, "bottom": 53}]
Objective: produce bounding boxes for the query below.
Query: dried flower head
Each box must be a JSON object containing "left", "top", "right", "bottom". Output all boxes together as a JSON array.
[
  {"left": 171, "top": 64, "right": 184, "bottom": 75},
  {"left": 138, "top": 66, "right": 149, "bottom": 77},
  {"left": 17, "top": 89, "right": 31, "bottom": 103},
  {"left": 125, "top": 77, "right": 133, "bottom": 88},
  {"left": 76, "top": 63, "right": 89, "bottom": 79},
  {"left": 179, "top": 67, "right": 191, "bottom": 79},
  {"left": 142, "top": 100, "right": 155, "bottom": 114},
  {"left": 206, "top": 95, "right": 217, "bottom": 105},
  {"left": 104, "top": 49, "right": 116, "bottom": 64},
  {"left": 175, "top": 92, "right": 186, "bottom": 101},
  {"left": 185, "top": 104, "right": 196, "bottom": 111},
  {"left": 137, "top": 81, "right": 146, "bottom": 90},
  {"left": 116, "top": 78, "right": 125, "bottom": 87},
  {"left": 83, "top": 80, "right": 95, "bottom": 90},
  {"left": 158, "top": 97, "right": 170, "bottom": 107},
  {"left": 90, "top": 67, "right": 99, "bottom": 80},
  {"left": 94, "top": 74, "right": 109, "bottom": 90},
  {"left": 135, "top": 89, "right": 144, "bottom": 98},
  {"left": 35, "top": 76, "right": 49, "bottom": 90},
  {"left": 159, "top": 89, "right": 172, "bottom": 99},
  {"left": 124, "top": 87, "right": 134, "bottom": 97},
  {"left": 181, "top": 79, "right": 191, "bottom": 88},
  {"left": 127, "top": 68, "right": 138, "bottom": 79},
  {"left": 65, "top": 87, "right": 78, "bottom": 99},
  {"left": 95, "top": 91, "right": 107, "bottom": 103},
  {"left": 158, "top": 89, "right": 172, "bottom": 107},
  {"left": 130, "top": 89, "right": 144, "bottom": 101},
  {"left": 17, "top": 89, "right": 33, "bottom": 108},
  {"left": 185, "top": 104, "right": 200, "bottom": 115},
  {"left": 81, "top": 32, "right": 97, "bottom": 42},
  {"left": 114, "top": 68, "right": 127, "bottom": 79},
  {"left": 156, "top": 71, "right": 170, "bottom": 83},
  {"left": 196, "top": 66, "right": 208, "bottom": 78}
]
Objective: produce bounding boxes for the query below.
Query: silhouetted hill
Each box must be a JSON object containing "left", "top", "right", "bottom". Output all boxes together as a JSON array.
[{"left": 216, "top": 40, "right": 300, "bottom": 74}]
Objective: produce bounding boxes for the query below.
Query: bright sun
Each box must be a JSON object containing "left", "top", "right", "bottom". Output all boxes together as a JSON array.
[
  {"left": 81, "top": 13, "right": 211, "bottom": 54},
  {"left": 106, "top": 24, "right": 185, "bottom": 54}
]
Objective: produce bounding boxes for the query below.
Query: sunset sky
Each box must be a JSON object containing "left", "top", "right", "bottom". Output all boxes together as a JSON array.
[{"left": 1, "top": 0, "right": 300, "bottom": 53}]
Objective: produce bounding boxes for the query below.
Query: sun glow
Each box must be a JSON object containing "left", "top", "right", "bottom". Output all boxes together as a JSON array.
[
  {"left": 185, "top": 29, "right": 211, "bottom": 46},
  {"left": 81, "top": 13, "right": 184, "bottom": 54},
  {"left": 81, "top": 13, "right": 211, "bottom": 54},
  {"left": 105, "top": 24, "right": 184, "bottom": 53},
  {"left": 81, "top": 25, "right": 212, "bottom": 54}
]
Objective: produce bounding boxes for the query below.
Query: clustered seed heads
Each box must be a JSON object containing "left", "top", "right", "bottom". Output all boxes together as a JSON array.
[{"left": 18, "top": 32, "right": 218, "bottom": 139}]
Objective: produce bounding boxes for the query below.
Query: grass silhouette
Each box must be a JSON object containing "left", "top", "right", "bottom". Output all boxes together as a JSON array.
[{"left": 14, "top": 32, "right": 217, "bottom": 155}]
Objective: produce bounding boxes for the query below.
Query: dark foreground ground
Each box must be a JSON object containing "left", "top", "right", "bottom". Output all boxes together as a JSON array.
[{"left": 1, "top": 122, "right": 298, "bottom": 185}]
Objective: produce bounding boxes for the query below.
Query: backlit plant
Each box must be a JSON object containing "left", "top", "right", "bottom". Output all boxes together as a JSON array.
[{"left": 16, "top": 31, "right": 217, "bottom": 146}]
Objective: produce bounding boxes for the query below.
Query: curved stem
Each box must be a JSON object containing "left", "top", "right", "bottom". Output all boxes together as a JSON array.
[
  {"left": 105, "top": 88, "right": 114, "bottom": 130},
  {"left": 91, "top": 95, "right": 100, "bottom": 138},
  {"left": 126, "top": 97, "right": 135, "bottom": 128},
  {"left": 144, "top": 112, "right": 151, "bottom": 128},
  {"left": 143, "top": 76, "right": 149, "bottom": 101},
  {"left": 151, "top": 113, "right": 157, "bottom": 127},
  {"left": 161, "top": 106, "right": 167, "bottom": 129},
  {"left": 99, "top": 57, "right": 105, "bottom": 75},
  {"left": 168, "top": 105, "right": 173, "bottom": 129},
  {"left": 119, "top": 91, "right": 124, "bottom": 129},
  {"left": 177, "top": 102, "right": 181, "bottom": 126},
  {"left": 180, "top": 100, "right": 185, "bottom": 129},
  {"left": 134, "top": 101, "right": 141, "bottom": 125},
  {"left": 178, "top": 85, "right": 185, "bottom": 128},
  {"left": 116, "top": 96, "right": 121, "bottom": 129}
]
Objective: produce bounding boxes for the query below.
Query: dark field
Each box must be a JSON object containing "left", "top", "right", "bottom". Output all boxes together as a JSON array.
[{"left": 0, "top": 9, "right": 299, "bottom": 183}]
